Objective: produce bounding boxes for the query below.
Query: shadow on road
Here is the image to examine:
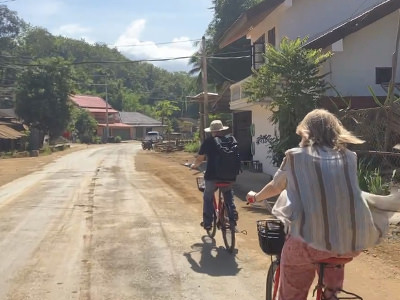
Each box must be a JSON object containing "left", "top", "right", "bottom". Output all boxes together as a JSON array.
[{"left": 183, "top": 235, "right": 241, "bottom": 276}]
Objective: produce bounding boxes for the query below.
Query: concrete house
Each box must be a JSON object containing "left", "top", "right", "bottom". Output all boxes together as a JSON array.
[
  {"left": 219, "top": 0, "right": 400, "bottom": 176},
  {"left": 70, "top": 95, "right": 133, "bottom": 140},
  {"left": 119, "top": 112, "right": 164, "bottom": 140}
]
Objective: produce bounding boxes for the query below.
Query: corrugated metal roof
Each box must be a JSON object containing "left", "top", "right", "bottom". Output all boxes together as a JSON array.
[
  {"left": 70, "top": 95, "right": 114, "bottom": 109},
  {"left": 119, "top": 112, "right": 162, "bottom": 126},
  {"left": 98, "top": 122, "right": 133, "bottom": 128},
  {"left": 85, "top": 108, "right": 119, "bottom": 113},
  {"left": 0, "top": 125, "right": 24, "bottom": 139},
  {"left": 0, "top": 108, "right": 17, "bottom": 118}
]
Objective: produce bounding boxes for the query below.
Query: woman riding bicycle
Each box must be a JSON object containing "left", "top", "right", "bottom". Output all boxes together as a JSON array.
[{"left": 247, "top": 109, "right": 400, "bottom": 300}]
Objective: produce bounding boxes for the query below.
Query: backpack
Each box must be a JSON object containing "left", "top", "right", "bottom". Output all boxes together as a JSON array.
[{"left": 214, "top": 135, "right": 241, "bottom": 181}]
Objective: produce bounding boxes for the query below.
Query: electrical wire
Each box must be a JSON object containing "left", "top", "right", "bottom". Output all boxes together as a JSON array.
[
  {"left": 1, "top": 54, "right": 250, "bottom": 68},
  {"left": 208, "top": 63, "right": 235, "bottom": 83},
  {"left": 113, "top": 38, "right": 201, "bottom": 47}
]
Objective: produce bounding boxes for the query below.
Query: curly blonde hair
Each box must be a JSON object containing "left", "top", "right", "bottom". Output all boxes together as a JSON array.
[{"left": 296, "top": 109, "right": 364, "bottom": 149}]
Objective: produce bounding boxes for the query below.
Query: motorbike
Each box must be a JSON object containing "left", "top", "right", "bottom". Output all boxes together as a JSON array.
[{"left": 141, "top": 140, "right": 153, "bottom": 150}]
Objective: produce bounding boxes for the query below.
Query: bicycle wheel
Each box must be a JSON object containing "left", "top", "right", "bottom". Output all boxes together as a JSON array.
[
  {"left": 266, "top": 259, "right": 280, "bottom": 300},
  {"left": 221, "top": 203, "right": 235, "bottom": 253},
  {"left": 206, "top": 211, "right": 217, "bottom": 238}
]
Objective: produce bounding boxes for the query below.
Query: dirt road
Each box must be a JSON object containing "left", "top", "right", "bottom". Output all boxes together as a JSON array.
[{"left": 0, "top": 142, "right": 399, "bottom": 299}]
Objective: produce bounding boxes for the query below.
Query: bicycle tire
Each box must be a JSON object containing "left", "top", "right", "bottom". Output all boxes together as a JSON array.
[
  {"left": 206, "top": 211, "right": 217, "bottom": 238},
  {"left": 266, "top": 259, "right": 279, "bottom": 300},
  {"left": 221, "top": 204, "right": 235, "bottom": 253}
]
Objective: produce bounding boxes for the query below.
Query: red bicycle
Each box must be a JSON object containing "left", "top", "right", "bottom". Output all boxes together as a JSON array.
[
  {"left": 257, "top": 219, "right": 363, "bottom": 300},
  {"left": 197, "top": 176, "right": 236, "bottom": 253}
]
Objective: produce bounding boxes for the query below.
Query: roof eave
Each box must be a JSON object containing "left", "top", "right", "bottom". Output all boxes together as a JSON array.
[
  {"left": 218, "top": 0, "right": 285, "bottom": 49},
  {"left": 305, "top": 0, "right": 400, "bottom": 50}
]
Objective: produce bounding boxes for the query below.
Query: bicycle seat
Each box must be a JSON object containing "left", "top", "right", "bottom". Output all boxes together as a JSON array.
[
  {"left": 317, "top": 257, "right": 353, "bottom": 265},
  {"left": 215, "top": 182, "right": 232, "bottom": 188}
]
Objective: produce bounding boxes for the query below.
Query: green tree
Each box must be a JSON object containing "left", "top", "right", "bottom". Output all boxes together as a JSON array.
[
  {"left": 154, "top": 100, "right": 180, "bottom": 130},
  {"left": 0, "top": 5, "right": 27, "bottom": 108},
  {"left": 189, "top": 0, "right": 261, "bottom": 87},
  {"left": 73, "top": 108, "right": 98, "bottom": 143},
  {"left": 15, "top": 57, "right": 74, "bottom": 139},
  {"left": 245, "top": 37, "right": 332, "bottom": 164}
]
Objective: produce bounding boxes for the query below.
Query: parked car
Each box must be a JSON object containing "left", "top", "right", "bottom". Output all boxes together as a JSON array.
[{"left": 144, "top": 131, "right": 163, "bottom": 142}]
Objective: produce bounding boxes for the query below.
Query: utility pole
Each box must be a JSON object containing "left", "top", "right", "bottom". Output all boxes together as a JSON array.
[
  {"left": 105, "top": 76, "right": 109, "bottom": 142},
  {"left": 201, "top": 36, "right": 209, "bottom": 134},
  {"left": 384, "top": 11, "right": 400, "bottom": 151}
]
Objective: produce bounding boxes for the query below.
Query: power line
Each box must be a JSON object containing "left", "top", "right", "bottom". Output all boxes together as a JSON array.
[
  {"left": 2, "top": 54, "right": 250, "bottom": 68},
  {"left": 208, "top": 62, "right": 235, "bottom": 83},
  {"left": 114, "top": 39, "right": 201, "bottom": 47}
]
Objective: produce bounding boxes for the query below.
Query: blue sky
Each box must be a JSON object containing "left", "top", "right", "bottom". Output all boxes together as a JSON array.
[{"left": 6, "top": 0, "right": 214, "bottom": 71}]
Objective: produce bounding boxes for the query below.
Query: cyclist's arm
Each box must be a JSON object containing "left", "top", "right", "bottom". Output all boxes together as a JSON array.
[
  {"left": 191, "top": 154, "right": 205, "bottom": 169},
  {"left": 252, "top": 180, "right": 283, "bottom": 203}
]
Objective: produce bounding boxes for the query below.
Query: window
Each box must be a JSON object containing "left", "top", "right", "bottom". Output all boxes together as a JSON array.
[
  {"left": 252, "top": 34, "right": 265, "bottom": 70},
  {"left": 267, "top": 27, "right": 276, "bottom": 47},
  {"left": 376, "top": 67, "right": 392, "bottom": 84}
]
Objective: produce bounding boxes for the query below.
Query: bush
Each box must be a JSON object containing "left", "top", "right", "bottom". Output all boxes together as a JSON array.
[
  {"left": 358, "top": 161, "right": 390, "bottom": 195},
  {"left": 184, "top": 141, "right": 200, "bottom": 153},
  {"left": 92, "top": 136, "right": 102, "bottom": 144},
  {"left": 114, "top": 136, "right": 122, "bottom": 143}
]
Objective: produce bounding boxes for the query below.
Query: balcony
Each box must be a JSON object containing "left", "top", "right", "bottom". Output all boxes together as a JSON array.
[
  {"left": 230, "top": 76, "right": 272, "bottom": 110},
  {"left": 230, "top": 76, "right": 252, "bottom": 111}
]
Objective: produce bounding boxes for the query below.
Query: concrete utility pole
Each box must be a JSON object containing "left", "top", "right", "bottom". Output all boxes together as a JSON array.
[
  {"left": 384, "top": 11, "right": 400, "bottom": 151},
  {"left": 201, "top": 36, "right": 209, "bottom": 132},
  {"left": 105, "top": 76, "right": 109, "bottom": 142}
]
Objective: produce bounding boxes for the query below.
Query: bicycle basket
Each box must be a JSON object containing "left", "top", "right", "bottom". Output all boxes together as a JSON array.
[
  {"left": 257, "top": 219, "right": 285, "bottom": 255},
  {"left": 196, "top": 176, "right": 205, "bottom": 192}
]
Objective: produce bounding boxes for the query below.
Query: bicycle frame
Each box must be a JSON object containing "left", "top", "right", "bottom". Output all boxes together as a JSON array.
[
  {"left": 208, "top": 182, "right": 236, "bottom": 252},
  {"left": 267, "top": 256, "right": 363, "bottom": 300}
]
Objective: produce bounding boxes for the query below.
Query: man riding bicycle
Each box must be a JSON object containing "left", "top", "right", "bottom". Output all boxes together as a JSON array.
[{"left": 191, "top": 120, "right": 239, "bottom": 231}]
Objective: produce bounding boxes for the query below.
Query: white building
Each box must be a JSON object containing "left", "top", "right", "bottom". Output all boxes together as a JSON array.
[{"left": 220, "top": 0, "right": 400, "bottom": 176}]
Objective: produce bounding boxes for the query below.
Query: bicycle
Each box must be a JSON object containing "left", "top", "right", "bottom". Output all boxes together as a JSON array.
[
  {"left": 196, "top": 176, "right": 236, "bottom": 253},
  {"left": 256, "top": 219, "right": 363, "bottom": 300}
]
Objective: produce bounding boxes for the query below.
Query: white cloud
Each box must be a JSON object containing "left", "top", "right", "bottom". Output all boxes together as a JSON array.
[
  {"left": 55, "top": 24, "right": 92, "bottom": 36},
  {"left": 114, "top": 19, "right": 197, "bottom": 72},
  {"left": 52, "top": 24, "right": 95, "bottom": 44}
]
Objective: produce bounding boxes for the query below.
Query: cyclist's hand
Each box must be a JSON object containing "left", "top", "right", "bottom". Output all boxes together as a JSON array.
[{"left": 246, "top": 191, "right": 257, "bottom": 204}]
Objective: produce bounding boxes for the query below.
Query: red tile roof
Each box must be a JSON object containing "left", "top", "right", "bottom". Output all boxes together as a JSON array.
[
  {"left": 86, "top": 108, "right": 118, "bottom": 113},
  {"left": 98, "top": 123, "right": 132, "bottom": 128},
  {"left": 70, "top": 95, "right": 114, "bottom": 109}
]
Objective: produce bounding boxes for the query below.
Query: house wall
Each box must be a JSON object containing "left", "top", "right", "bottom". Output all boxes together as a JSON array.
[
  {"left": 250, "top": 104, "right": 279, "bottom": 176},
  {"left": 250, "top": 0, "right": 382, "bottom": 44},
  {"left": 325, "top": 11, "right": 400, "bottom": 97},
  {"left": 240, "top": 0, "right": 397, "bottom": 176}
]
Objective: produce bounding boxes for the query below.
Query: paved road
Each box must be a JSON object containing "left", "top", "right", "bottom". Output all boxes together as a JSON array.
[
  {"left": 0, "top": 143, "right": 266, "bottom": 300},
  {"left": 0, "top": 143, "right": 399, "bottom": 300}
]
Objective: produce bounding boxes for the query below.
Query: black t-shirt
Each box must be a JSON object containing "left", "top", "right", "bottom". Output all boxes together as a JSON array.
[{"left": 198, "top": 136, "right": 218, "bottom": 180}]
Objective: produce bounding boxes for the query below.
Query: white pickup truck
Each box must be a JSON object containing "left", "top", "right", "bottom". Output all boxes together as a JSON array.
[{"left": 144, "top": 131, "right": 163, "bottom": 142}]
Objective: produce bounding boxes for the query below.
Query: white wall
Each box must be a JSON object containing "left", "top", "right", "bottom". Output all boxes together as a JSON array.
[
  {"left": 249, "top": 0, "right": 383, "bottom": 44},
  {"left": 250, "top": 104, "right": 279, "bottom": 176},
  {"left": 326, "top": 11, "right": 400, "bottom": 97}
]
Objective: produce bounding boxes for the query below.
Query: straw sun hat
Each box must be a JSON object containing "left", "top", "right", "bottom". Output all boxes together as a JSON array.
[{"left": 204, "top": 120, "right": 229, "bottom": 132}]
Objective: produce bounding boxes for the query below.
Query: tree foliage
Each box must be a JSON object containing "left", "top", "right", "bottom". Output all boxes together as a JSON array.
[
  {"left": 1, "top": 8, "right": 199, "bottom": 124},
  {"left": 15, "top": 57, "right": 74, "bottom": 138},
  {"left": 70, "top": 107, "right": 98, "bottom": 143},
  {"left": 189, "top": 0, "right": 262, "bottom": 88},
  {"left": 245, "top": 37, "right": 332, "bottom": 164}
]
